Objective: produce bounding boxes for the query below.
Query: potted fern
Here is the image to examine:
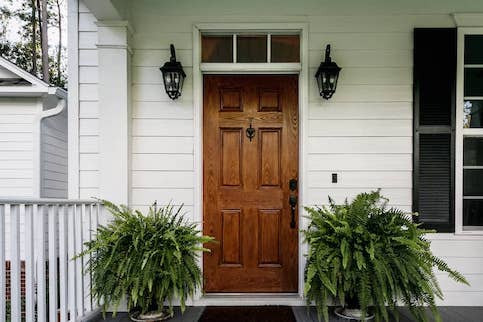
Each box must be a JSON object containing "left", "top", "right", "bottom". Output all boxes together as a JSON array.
[
  {"left": 303, "top": 190, "right": 469, "bottom": 322},
  {"left": 77, "top": 201, "right": 214, "bottom": 321}
]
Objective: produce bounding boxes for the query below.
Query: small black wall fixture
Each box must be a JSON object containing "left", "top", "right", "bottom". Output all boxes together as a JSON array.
[
  {"left": 315, "top": 44, "right": 342, "bottom": 100},
  {"left": 160, "top": 44, "right": 186, "bottom": 100}
]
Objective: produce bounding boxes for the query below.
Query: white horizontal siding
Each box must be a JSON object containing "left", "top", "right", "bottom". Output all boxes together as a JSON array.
[
  {"left": 40, "top": 110, "right": 68, "bottom": 198},
  {"left": 0, "top": 98, "right": 36, "bottom": 197},
  {"left": 69, "top": 0, "right": 483, "bottom": 305},
  {"left": 428, "top": 236, "right": 483, "bottom": 305},
  {"left": 307, "top": 171, "right": 411, "bottom": 188},
  {"left": 308, "top": 137, "right": 412, "bottom": 154},
  {"left": 308, "top": 50, "right": 412, "bottom": 68},
  {"left": 306, "top": 188, "right": 411, "bottom": 206},
  {"left": 308, "top": 154, "right": 412, "bottom": 171},
  {"left": 78, "top": 2, "right": 99, "bottom": 199},
  {"left": 132, "top": 101, "right": 193, "bottom": 119},
  {"left": 309, "top": 119, "right": 412, "bottom": 137},
  {"left": 131, "top": 188, "right": 194, "bottom": 206}
]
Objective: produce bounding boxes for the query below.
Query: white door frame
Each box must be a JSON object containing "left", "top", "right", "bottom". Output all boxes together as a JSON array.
[{"left": 192, "top": 22, "right": 309, "bottom": 305}]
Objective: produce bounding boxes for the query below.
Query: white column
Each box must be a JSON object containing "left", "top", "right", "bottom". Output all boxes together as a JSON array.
[{"left": 96, "top": 20, "right": 132, "bottom": 206}]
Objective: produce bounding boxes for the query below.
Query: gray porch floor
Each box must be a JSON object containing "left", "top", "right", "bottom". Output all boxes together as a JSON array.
[{"left": 95, "top": 306, "right": 483, "bottom": 322}]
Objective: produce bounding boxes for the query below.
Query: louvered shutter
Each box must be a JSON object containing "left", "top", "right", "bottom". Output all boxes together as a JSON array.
[{"left": 413, "top": 28, "right": 456, "bottom": 232}]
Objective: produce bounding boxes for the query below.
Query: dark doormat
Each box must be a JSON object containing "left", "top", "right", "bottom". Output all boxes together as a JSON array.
[{"left": 198, "top": 306, "right": 296, "bottom": 322}]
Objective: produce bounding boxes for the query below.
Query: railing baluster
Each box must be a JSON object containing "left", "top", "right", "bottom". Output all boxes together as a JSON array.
[
  {"left": 37, "top": 204, "right": 47, "bottom": 322},
  {"left": 67, "top": 204, "right": 77, "bottom": 321},
  {"left": 84, "top": 204, "right": 92, "bottom": 313},
  {"left": 75, "top": 204, "right": 84, "bottom": 316},
  {"left": 59, "top": 205, "right": 68, "bottom": 322},
  {"left": 0, "top": 199, "right": 100, "bottom": 322},
  {"left": 0, "top": 204, "right": 5, "bottom": 322},
  {"left": 10, "top": 204, "right": 21, "bottom": 322},
  {"left": 25, "top": 204, "right": 36, "bottom": 322},
  {"left": 48, "top": 205, "right": 58, "bottom": 322}
]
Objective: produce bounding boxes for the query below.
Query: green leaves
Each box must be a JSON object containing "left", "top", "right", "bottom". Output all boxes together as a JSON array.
[
  {"left": 340, "top": 239, "right": 350, "bottom": 269},
  {"left": 302, "top": 190, "right": 469, "bottom": 322},
  {"left": 77, "top": 201, "right": 214, "bottom": 316}
]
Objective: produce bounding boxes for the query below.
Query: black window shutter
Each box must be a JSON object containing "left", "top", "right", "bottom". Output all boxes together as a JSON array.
[{"left": 413, "top": 28, "right": 456, "bottom": 232}]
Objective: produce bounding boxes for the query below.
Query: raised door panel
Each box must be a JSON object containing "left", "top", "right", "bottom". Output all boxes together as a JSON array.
[
  {"left": 220, "top": 129, "right": 243, "bottom": 187},
  {"left": 258, "top": 209, "right": 282, "bottom": 267},
  {"left": 259, "top": 88, "right": 281, "bottom": 112},
  {"left": 259, "top": 129, "right": 281, "bottom": 187},
  {"left": 221, "top": 210, "right": 242, "bottom": 266},
  {"left": 220, "top": 88, "right": 243, "bottom": 112}
]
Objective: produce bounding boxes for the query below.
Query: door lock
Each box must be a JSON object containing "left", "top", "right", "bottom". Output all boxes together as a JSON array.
[{"left": 289, "top": 195, "right": 297, "bottom": 228}]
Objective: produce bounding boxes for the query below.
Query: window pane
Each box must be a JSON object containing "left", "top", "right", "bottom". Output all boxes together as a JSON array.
[
  {"left": 464, "top": 137, "right": 483, "bottom": 166},
  {"left": 202, "top": 35, "right": 233, "bottom": 63},
  {"left": 464, "top": 68, "right": 483, "bottom": 97},
  {"left": 464, "top": 169, "right": 483, "bottom": 195},
  {"left": 237, "top": 35, "right": 267, "bottom": 63},
  {"left": 465, "top": 35, "right": 483, "bottom": 64},
  {"left": 271, "top": 35, "right": 300, "bottom": 62},
  {"left": 463, "top": 199, "right": 483, "bottom": 227},
  {"left": 464, "top": 100, "right": 483, "bottom": 128}
]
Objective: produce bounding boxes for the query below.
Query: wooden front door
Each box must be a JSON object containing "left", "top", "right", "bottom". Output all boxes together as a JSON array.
[{"left": 203, "top": 75, "right": 299, "bottom": 292}]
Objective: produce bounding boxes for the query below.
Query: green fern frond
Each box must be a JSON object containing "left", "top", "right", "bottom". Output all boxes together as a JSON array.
[{"left": 303, "top": 190, "right": 469, "bottom": 322}]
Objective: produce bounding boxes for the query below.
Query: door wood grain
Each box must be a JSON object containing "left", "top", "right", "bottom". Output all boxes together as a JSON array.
[{"left": 203, "top": 75, "right": 299, "bottom": 292}]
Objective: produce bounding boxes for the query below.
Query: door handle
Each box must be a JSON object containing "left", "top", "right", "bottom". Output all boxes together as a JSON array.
[{"left": 289, "top": 195, "right": 297, "bottom": 228}]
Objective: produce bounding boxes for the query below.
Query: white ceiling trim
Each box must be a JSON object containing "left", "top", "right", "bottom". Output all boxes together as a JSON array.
[{"left": 453, "top": 13, "right": 483, "bottom": 27}]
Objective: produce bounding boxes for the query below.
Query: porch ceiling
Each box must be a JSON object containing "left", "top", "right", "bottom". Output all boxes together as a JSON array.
[{"left": 82, "top": 0, "right": 128, "bottom": 21}]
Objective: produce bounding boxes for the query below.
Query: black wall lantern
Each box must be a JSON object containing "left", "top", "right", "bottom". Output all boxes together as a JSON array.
[
  {"left": 160, "top": 44, "right": 186, "bottom": 100},
  {"left": 315, "top": 44, "right": 341, "bottom": 100}
]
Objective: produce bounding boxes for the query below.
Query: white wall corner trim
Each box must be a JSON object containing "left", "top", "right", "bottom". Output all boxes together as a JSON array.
[
  {"left": 452, "top": 13, "right": 483, "bottom": 27},
  {"left": 97, "top": 20, "right": 132, "bottom": 205},
  {"left": 67, "top": 0, "right": 79, "bottom": 199}
]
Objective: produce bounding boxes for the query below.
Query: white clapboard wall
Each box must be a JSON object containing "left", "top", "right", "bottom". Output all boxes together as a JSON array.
[
  {"left": 41, "top": 96, "right": 68, "bottom": 199},
  {"left": 0, "top": 98, "right": 37, "bottom": 197},
  {"left": 75, "top": 0, "right": 483, "bottom": 305}
]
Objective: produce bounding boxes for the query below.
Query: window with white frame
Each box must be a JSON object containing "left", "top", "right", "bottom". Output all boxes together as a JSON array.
[{"left": 459, "top": 30, "right": 483, "bottom": 231}]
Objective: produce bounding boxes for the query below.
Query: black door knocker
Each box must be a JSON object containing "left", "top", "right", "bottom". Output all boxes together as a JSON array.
[{"left": 246, "top": 118, "right": 255, "bottom": 142}]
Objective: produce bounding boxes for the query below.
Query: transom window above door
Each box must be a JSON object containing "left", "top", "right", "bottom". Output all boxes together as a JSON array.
[{"left": 201, "top": 33, "right": 300, "bottom": 63}]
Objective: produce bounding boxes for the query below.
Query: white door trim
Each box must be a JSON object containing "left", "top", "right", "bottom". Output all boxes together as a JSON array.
[{"left": 192, "top": 22, "right": 309, "bottom": 305}]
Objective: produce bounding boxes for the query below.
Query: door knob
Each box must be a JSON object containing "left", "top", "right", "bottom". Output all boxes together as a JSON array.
[{"left": 289, "top": 195, "right": 297, "bottom": 228}]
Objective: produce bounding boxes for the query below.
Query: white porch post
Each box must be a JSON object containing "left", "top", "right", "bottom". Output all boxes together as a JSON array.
[{"left": 96, "top": 21, "right": 132, "bottom": 206}]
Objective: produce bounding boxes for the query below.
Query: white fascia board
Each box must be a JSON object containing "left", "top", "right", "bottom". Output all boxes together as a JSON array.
[
  {"left": 0, "top": 87, "right": 49, "bottom": 97},
  {"left": 0, "top": 56, "right": 50, "bottom": 90}
]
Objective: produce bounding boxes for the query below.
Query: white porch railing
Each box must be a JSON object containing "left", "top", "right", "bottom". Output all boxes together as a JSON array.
[{"left": 0, "top": 199, "right": 101, "bottom": 322}]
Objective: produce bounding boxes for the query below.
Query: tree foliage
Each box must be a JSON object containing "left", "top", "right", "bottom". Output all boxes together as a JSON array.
[
  {"left": 0, "top": 0, "right": 66, "bottom": 88},
  {"left": 77, "top": 200, "right": 214, "bottom": 317},
  {"left": 303, "top": 190, "right": 469, "bottom": 322}
]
